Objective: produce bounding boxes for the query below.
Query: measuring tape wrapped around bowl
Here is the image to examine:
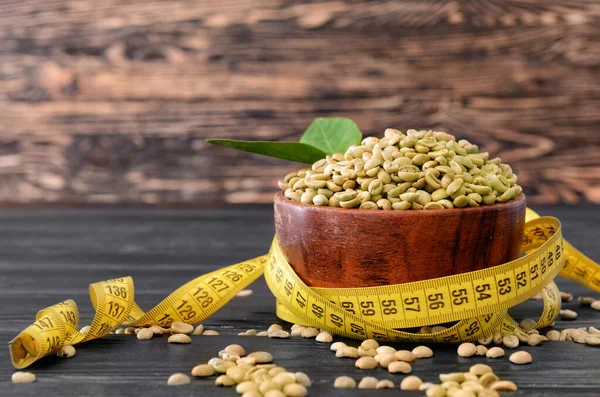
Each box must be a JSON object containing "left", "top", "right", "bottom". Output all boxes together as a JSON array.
[{"left": 9, "top": 208, "right": 600, "bottom": 369}]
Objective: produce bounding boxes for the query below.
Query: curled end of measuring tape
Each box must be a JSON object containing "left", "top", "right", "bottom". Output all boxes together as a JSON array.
[
  {"left": 9, "top": 333, "right": 37, "bottom": 369},
  {"left": 527, "top": 208, "right": 600, "bottom": 292},
  {"left": 9, "top": 306, "right": 67, "bottom": 369}
]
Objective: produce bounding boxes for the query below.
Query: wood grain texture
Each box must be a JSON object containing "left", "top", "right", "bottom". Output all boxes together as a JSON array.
[
  {"left": 0, "top": 205, "right": 599, "bottom": 396},
  {"left": 274, "top": 192, "right": 526, "bottom": 287},
  {"left": 0, "top": 0, "right": 599, "bottom": 206}
]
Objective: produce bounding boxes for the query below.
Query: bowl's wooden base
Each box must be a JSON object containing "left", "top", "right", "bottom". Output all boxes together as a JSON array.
[{"left": 274, "top": 192, "right": 526, "bottom": 288}]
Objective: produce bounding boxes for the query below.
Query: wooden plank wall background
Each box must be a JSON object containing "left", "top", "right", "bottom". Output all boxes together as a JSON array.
[{"left": 0, "top": 0, "right": 598, "bottom": 206}]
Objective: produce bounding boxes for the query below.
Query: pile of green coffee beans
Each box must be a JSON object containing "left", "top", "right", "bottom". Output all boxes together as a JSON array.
[{"left": 279, "top": 129, "right": 522, "bottom": 210}]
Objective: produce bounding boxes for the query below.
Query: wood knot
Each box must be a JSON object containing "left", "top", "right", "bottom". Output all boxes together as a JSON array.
[{"left": 39, "top": 63, "right": 78, "bottom": 98}]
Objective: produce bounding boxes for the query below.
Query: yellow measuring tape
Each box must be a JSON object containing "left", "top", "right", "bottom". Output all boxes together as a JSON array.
[{"left": 9, "top": 208, "right": 600, "bottom": 369}]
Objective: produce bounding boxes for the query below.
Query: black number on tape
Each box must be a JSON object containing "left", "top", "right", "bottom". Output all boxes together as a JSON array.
[
  {"left": 541, "top": 257, "right": 547, "bottom": 274},
  {"left": 350, "top": 323, "right": 365, "bottom": 336},
  {"left": 452, "top": 288, "right": 469, "bottom": 305},
  {"left": 177, "top": 300, "right": 197, "bottom": 321},
  {"left": 157, "top": 313, "right": 173, "bottom": 327},
  {"left": 98, "top": 322, "right": 112, "bottom": 335},
  {"left": 207, "top": 276, "right": 229, "bottom": 293},
  {"left": 465, "top": 320, "right": 480, "bottom": 336},
  {"left": 34, "top": 317, "right": 53, "bottom": 331},
  {"left": 107, "top": 301, "right": 125, "bottom": 319},
  {"left": 404, "top": 296, "right": 421, "bottom": 312},
  {"left": 295, "top": 291, "right": 306, "bottom": 308},
  {"left": 284, "top": 280, "right": 293, "bottom": 296},
  {"left": 47, "top": 336, "right": 60, "bottom": 350},
  {"left": 442, "top": 334, "right": 459, "bottom": 343},
  {"left": 59, "top": 310, "right": 77, "bottom": 326},
  {"left": 105, "top": 285, "right": 127, "bottom": 299},
  {"left": 237, "top": 263, "right": 256, "bottom": 273},
  {"left": 311, "top": 303, "right": 324, "bottom": 319},
  {"left": 223, "top": 270, "right": 243, "bottom": 282},
  {"left": 427, "top": 293, "right": 445, "bottom": 310},
  {"left": 516, "top": 271, "right": 527, "bottom": 288},
  {"left": 330, "top": 313, "right": 344, "bottom": 328},
  {"left": 360, "top": 301, "right": 376, "bottom": 316},
  {"left": 193, "top": 287, "right": 213, "bottom": 308},
  {"left": 531, "top": 264, "right": 539, "bottom": 281},
  {"left": 341, "top": 301, "right": 356, "bottom": 314},
  {"left": 475, "top": 284, "right": 492, "bottom": 301},
  {"left": 498, "top": 278, "right": 512, "bottom": 295}
]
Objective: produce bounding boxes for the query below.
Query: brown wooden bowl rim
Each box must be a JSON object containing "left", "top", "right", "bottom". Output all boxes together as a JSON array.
[{"left": 274, "top": 191, "right": 526, "bottom": 218}]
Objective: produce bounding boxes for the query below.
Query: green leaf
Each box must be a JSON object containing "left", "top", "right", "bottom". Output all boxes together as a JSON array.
[
  {"left": 299, "top": 117, "right": 362, "bottom": 155},
  {"left": 206, "top": 139, "right": 327, "bottom": 164}
]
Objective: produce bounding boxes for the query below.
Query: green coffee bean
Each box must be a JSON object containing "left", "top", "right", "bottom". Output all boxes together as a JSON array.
[
  {"left": 458, "top": 172, "right": 474, "bottom": 183},
  {"left": 412, "top": 177, "right": 426, "bottom": 190},
  {"left": 334, "top": 190, "right": 358, "bottom": 202},
  {"left": 383, "top": 160, "right": 399, "bottom": 173},
  {"left": 342, "top": 180, "right": 355, "bottom": 190},
  {"left": 376, "top": 169, "right": 391, "bottom": 184},
  {"left": 360, "top": 177, "right": 374, "bottom": 191},
  {"left": 365, "top": 166, "right": 380, "bottom": 177},
  {"left": 490, "top": 174, "right": 509, "bottom": 193},
  {"left": 412, "top": 154, "right": 429, "bottom": 166},
  {"left": 420, "top": 161, "right": 435, "bottom": 170},
  {"left": 328, "top": 197, "right": 340, "bottom": 207},
  {"left": 339, "top": 198, "right": 361, "bottom": 208},
  {"left": 467, "top": 193, "right": 482, "bottom": 203},
  {"left": 416, "top": 191, "right": 432, "bottom": 206},
  {"left": 497, "top": 186, "right": 519, "bottom": 202},
  {"left": 425, "top": 169, "right": 442, "bottom": 190},
  {"left": 424, "top": 202, "right": 444, "bottom": 210},
  {"left": 431, "top": 188, "right": 449, "bottom": 202},
  {"left": 359, "top": 202, "right": 378, "bottom": 210},
  {"left": 368, "top": 179, "right": 384, "bottom": 196},
  {"left": 400, "top": 192, "right": 420, "bottom": 202},
  {"left": 317, "top": 188, "right": 333, "bottom": 198},
  {"left": 469, "top": 184, "right": 492, "bottom": 195},
  {"left": 356, "top": 191, "right": 372, "bottom": 203},
  {"left": 326, "top": 180, "right": 342, "bottom": 192},
  {"left": 415, "top": 144, "right": 429, "bottom": 153},
  {"left": 382, "top": 183, "right": 398, "bottom": 194},
  {"left": 446, "top": 178, "right": 463, "bottom": 196},
  {"left": 449, "top": 160, "right": 465, "bottom": 174},
  {"left": 395, "top": 171, "right": 417, "bottom": 182},
  {"left": 458, "top": 156, "right": 474, "bottom": 169},
  {"left": 300, "top": 191, "right": 316, "bottom": 204},
  {"left": 387, "top": 182, "right": 412, "bottom": 197},
  {"left": 305, "top": 179, "right": 327, "bottom": 189},
  {"left": 392, "top": 201, "right": 411, "bottom": 210},
  {"left": 482, "top": 193, "right": 496, "bottom": 205},
  {"left": 453, "top": 195, "right": 469, "bottom": 208},
  {"left": 377, "top": 199, "right": 392, "bottom": 210},
  {"left": 437, "top": 199, "right": 453, "bottom": 209},
  {"left": 364, "top": 158, "right": 381, "bottom": 170},
  {"left": 312, "top": 194, "right": 328, "bottom": 206}
]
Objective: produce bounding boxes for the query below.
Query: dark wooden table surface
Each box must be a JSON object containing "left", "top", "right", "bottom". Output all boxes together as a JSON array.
[{"left": 1, "top": 205, "right": 599, "bottom": 396}]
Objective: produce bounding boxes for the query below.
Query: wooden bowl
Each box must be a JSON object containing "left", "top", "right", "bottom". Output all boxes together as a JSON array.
[{"left": 274, "top": 192, "right": 526, "bottom": 288}]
